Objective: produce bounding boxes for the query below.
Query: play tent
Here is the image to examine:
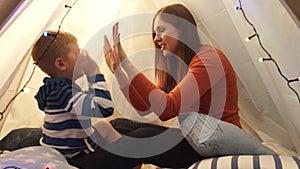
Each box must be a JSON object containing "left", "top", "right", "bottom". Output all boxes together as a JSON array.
[{"left": 0, "top": 0, "right": 299, "bottom": 167}]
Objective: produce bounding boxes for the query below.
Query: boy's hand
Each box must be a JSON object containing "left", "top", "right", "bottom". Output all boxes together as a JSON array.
[{"left": 77, "top": 49, "right": 100, "bottom": 76}]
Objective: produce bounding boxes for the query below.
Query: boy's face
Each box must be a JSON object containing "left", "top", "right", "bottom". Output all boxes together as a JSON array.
[{"left": 64, "top": 43, "right": 84, "bottom": 80}]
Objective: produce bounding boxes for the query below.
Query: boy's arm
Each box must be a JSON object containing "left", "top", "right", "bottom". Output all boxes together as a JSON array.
[
  {"left": 69, "top": 74, "right": 114, "bottom": 118},
  {"left": 83, "top": 73, "right": 114, "bottom": 118},
  {"left": 72, "top": 50, "right": 114, "bottom": 118}
]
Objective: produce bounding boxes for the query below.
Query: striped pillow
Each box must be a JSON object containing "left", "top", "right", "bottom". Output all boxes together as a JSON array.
[{"left": 189, "top": 155, "right": 300, "bottom": 169}]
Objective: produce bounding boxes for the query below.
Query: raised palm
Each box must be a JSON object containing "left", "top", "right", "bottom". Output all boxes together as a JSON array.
[{"left": 103, "top": 22, "right": 126, "bottom": 73}]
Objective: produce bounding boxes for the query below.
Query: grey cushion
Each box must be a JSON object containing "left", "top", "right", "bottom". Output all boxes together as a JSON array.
[{"left": 0, "top": 127, "right": 42, "bottom": 151}]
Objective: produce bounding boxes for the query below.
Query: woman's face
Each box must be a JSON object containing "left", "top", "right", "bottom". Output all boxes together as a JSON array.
[{"left": 153, "top": 15, "right": 180, "bottom": 57}]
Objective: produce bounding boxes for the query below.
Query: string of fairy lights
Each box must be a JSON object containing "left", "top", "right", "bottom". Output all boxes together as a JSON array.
[
  {"left": 0, "top": 0, "right": 78, "bottom": 121},
  {"left": 235, "top": 0, "right": 300, "bottom": 103}
]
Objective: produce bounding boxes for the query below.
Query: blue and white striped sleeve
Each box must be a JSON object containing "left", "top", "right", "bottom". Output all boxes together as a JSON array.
[{"left": 71, "top": 74, "right": 114, "bottom": 118}]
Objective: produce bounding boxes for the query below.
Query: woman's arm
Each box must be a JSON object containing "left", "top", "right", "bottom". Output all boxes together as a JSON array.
[
  {"left": 105, "top": 23, "right": 227, "bottom": 121},
  {"left": 119, "top": 47, "right": 227, "bottom": 121},
  {"left": 104, "top": 34, "right": 152, "bottom": 116},
  {"left": 114, "top": 65, "right": 151, "bottom": 115}
]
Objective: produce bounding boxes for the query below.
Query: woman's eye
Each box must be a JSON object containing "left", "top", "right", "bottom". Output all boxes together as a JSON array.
[{"left": 157, "top": 27, "right": 165, "bottom": 33}]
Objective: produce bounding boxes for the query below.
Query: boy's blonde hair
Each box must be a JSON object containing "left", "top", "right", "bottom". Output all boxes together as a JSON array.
[{"left": 31, "top": 30, "right": 78, "bottom": 76}]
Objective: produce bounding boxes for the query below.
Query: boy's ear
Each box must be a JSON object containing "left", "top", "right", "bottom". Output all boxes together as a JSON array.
[{"left": 54, "top": 57, "right": 67, "bottom": 71}]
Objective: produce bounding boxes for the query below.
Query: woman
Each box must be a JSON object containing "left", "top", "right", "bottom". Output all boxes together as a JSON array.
[
  {"left": 105, "top": 3, "right": 239, "bottom": 125},
  {"left": 105, "top": 2, "right": 275, "bottom": 159}
]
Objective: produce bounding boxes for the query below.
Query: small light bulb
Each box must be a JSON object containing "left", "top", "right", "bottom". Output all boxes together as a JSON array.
[
  {"left": 245, "top": 34, "right": 257, "bottom": 42},
  {"left": 234, "top": 5, "right": 241, "bottom": 10},
  {"left": 23, "top": 88, "right": 30, "bottom": 93},
  {"left": 44, "top": 165, "right": 54, "bottom": 169},
  {"left": 43, "top": 31, "right": 48, "bottom": 37},
  {"left": 258, "top": 57, "right": 264, "bottom": 62}
]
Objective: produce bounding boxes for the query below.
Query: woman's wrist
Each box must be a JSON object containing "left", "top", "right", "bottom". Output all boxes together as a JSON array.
[
  {"left": 121, "top": 58, "right": 140, "bottom": 80},
  {"left": 114, "top": 67, "right": 129, "bottom": 89}
]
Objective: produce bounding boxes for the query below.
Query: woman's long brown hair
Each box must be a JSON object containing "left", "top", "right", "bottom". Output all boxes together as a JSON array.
[{"left": 152, "top": 4, "right": 201, "bottom": 93}]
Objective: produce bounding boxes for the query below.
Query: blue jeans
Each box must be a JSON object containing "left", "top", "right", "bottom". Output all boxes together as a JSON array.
[{"left": 178, "top": 112, "right": 276, "bottom": 158}]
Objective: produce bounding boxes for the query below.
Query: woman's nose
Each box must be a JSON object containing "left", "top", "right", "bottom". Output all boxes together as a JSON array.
[{"left": 154, "top": 33, "right": 162, "bottom": 42}]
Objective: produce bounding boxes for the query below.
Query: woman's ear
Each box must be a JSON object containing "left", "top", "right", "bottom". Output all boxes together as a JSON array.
[{"left": 54, "top": 57, "right": 67, "bottom": 71}]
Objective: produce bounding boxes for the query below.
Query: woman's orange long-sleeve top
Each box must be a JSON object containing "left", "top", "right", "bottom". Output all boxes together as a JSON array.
[{"left": 122, "top": 46, "right": 241, "bottom": 128}]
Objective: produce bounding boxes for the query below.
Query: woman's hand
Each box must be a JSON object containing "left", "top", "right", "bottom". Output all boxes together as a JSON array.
[
  {"left": 104, "top": 35, "right": 119, "bottom": 73},
  {"left": 113, "top": 23, "right": 127, "bottom": 62},
  {"left": 104, "top": 22, "right": 127, "bottom": 73}
]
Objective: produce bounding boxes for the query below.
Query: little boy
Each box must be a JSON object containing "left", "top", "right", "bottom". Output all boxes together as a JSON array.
[{"left": 31, "top": 30, "right": 121, "bottom": 158}]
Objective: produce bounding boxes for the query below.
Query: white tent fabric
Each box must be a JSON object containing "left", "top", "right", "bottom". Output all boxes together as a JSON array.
[{"left": 0, "top": 0, "right": 299, "bottom": 157}]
